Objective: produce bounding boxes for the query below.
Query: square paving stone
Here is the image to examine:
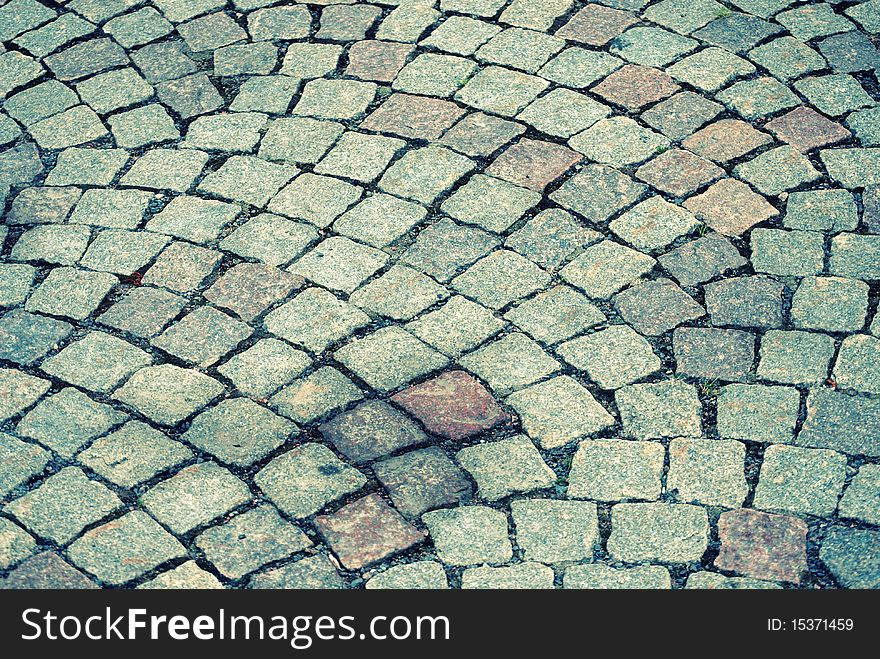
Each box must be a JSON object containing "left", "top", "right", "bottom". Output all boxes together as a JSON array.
[
  {"left": 153, "top": 307, "right": 251, "bottom": 367},
  {"left": 776, "top": 3, "right": 855, "bottom": 40},
  {"left": 0, "top": 263, "right": 37, "bottom": 308},
  {"left": 280, "top": 43, "right": 343, "bottom": 80},
  {"left": 795, "top": 74, "right": 874, "bottom": 117},
  {"left": 181, "top": 112, "right": 267, "bottom": 153},
  {"left": 44, "top": 38, "right": 128, "bottom": 81},
  {"left": 716, "top": 384, "right": 801, "bottom": 443},
  {"left": 320, "top": 400, "right": 427, "bottom": 464},
  {"left": 78, "top": 421, "right": 193, "bottom": 488},
  {"left": 748, "top": 36, "right": 826, "bottom": 80},
  {"left": 791, "top": 276, "right": 869, "bottom": 333},
  {"left": 183, "top": 398, "right": 295, "bottom": 467},
  {"left": 230, "top": 76, "right": 298, "bottom": 114},
  {"left": 0, "top": 370, "right": 50, "bottom": 424},
  {"left": 439, "top": 111, "right": 524, "bottom": 157},
  {"left": 221, "top": 214, "right": 317, "bottom": 267},
  {"left": 839, "top": 464, "right": 880, "bottom": 525},
  {"left": 704, "top": 276, "right": 784, "bottom": 329},
  {"left": 259, "top": 118, "right": 344, "bottom": 165},
  {"left": 517, "top": 88, "right": 609, "bottom": 139},
  {"left": 290, "top": 235, "right": 387, "bottom": 293},
  {"left": 441, "top": 174, "right": 541, "bottom": 234},
  {"left": 635, "top": 149, "right": 723, "bottom": 197},
  {"left": 797, "top": 388, "right": 880, "bottom": 457},
  {"left": 505, "top": 208, "right": 601, "bottom": 271},
  {"left": 422, "top": 505, "right": 511, "bottom": 566},
  {"left": 757, "top": 330, "right": 835, "bottom": 385},
  {"left": 684, "top": 179, "right": 778, "bottom": 237},
  {"left": 376, "top": 4, "right": 440, "bottom": 42},
  {"left": 7, "top": 185, "right": 82, "bottom": 226},
  {"left": 120, "top": 149, "right": 208, "bottom": 192},
  {"left": 611, "top": 26, "right": 698, "bottom": 67},
  {"left": 682, "top": 119, "right": 772, "bottom": 164},
  {"left": 640, "top": 90, "right": 721, "bottom": 140},
  {"left": 754, "top": 445, "right": 847, "bottom": 517},
  {"left": 455, "top": 65, "right": 549, "bottom": 117},
  {"left": 394, "top": 53, "right": 476, "bottom": 96},
  {"left": 643, "top": 0, "right": 724, "bottom": 33},
  {"left": 113, "top": 364, "right": 224, "bottom": 426},
  {"left": 41, "top": 332, "right": 151, "bottom": 394},
  {"left": 16, "top": 388, "right": 126, "bottom": 459},
  {"left": 155, "top": 73, "right": 223, "bottom": 119},
  {"left": 461, "top": 563, "right": 554, "bottom": 589},
  {"left": 366, "top": 562, "right": 449, "bottom": 590},
  {"left": 196, "top": 506, "right": 311, "bottom": 580},
  {"left": 80, "top": 229, "right": 170, "bottom": 275},
  {"left": 315, "top": 493, "right": 425, "bottom": 570},
  {"left": 833, "top": 334, "right": 880, "bottom": 395},
  {"left": 130, "top": 40, "right": 198, "bottom": 83},
  {"left": 75, "top": 68, "right": 153, "bottom": 115},
  {"left": 734, "top": 146, "right": 822, "bottom": 197},
  {"left": 293, "top": 79, "right": 377, "bottom": 120},
  {"left": 349, "top": 265, "right": 449, "bottom": 321},
  {"left": 362, "top": 93, "right": 465, "bottom": 141},
  {"left": 507, "top": 376, "right": 614, "bottom": 449},
  {"left": 560, "top": 239, "right": 655, "bottom": 299},
  {"left": 69, "top": 188, "right": 153, "bottom": 229},
  {"left": 314, "top": 132, "right": 404, "bottom": 184},
  {"left": 476, "top": 26, "right": 564, "bottom": 73},
  {"left": 608, "top": 503, "right": 708, "bottom": 563},
  {"left": 346, "top": 40, "right": 414, "bottom": 83},
  {"left": 6, "top": 467, "right": 121, "bottom": 545},
  {"left": 559, "top": 325, "right": 661, "bottom": 390},
  {"left": 406, "top": 296, "right": 505, "bottom": 358},
  {"left": 421, "top": 16, "right": 501, "bottom": 55},
  {"left": 766, "top": 106, "right": 850, "bottom": 152},
  {"left": 403, "top": 218, "right": 499, "bottom": 283},
  {"left": 247, "top": 4, "right": 311, "bottom": 40},
  {"left": 334, "top": 194, "right": 427, "bottom": 248},
  {"left": 28, "top": 105, "right": 108, "bottom": 149},
  {"left": 391, "top": 370, "right": 508, "bottom": 441},
  {"left": 248, "top": 554, "right": 344, "bottom": 590},
  {"left": 12, "top": 224, "right": 91, "bottom": 265},
  {"left": 204, "top": 263, "right": 301, "bottom": 322},
  {"left": 616, "top": 380, "right": 703, "bottom": 439},
  {"left": 673, "top": 327, "right": 755, "bottom": 382},
  {"left": 0, "top": 551, "right": 96, "bottom": 589},
  {"left": 570, "top": 116, "right": 669, "bottom": 167},
  {"left": 269, "top": 175, "right": 363, "bottom": 229},
  {"left": 488, "top": 138, "right": 582, "bottom": 192},
  {"left": 452, "top": 250, "right": 551, "bottom": 310},
  {"left": 568, "top": 439, "right": 665, "bottom": 502},
  {"left": 556, "top": 3, "right": 638, "bottom": 46},
  {"left": 668, "top": 438, "right": 748, "bottom": 508},
  {"left": 4, "top": 80, "right": 78, "bottom": 126},
  {"left": 0, "top": 431, "right": 49, "bottom": 499},
  {"left": 750, "top": 229, "right": 824, "bottom": 276},
  {"left": 821, "top": 147, "right": 880, "bottom": 189},
  {"left": 218, "top": 339, "right": 310, "bottom": 399},
  {"left": 819, "top": 527, "right": 880, "bottom": 589},
  {"left": 817, "top": 29, "right": 880, "bottom": 74},
  {"left": 198, "top": 156, "right": 296, "bottom": 208},
  {"left": 564, "top": 564, "right": 671, "bottom": 589},
  {"left": 658, "top": 233, "right": 747, "bottom": 287},
  {"left": 505, "top": 285, "right": 605, "bottom": 345},
  {"left": 316, "top": 4, "right": 381, "bottom": 41},
  {"left": 716, "top": 76, "right": 800, "bottom": 120},
  {"left": 831, "top": 233, "right": 880, "bottom": 280},
  {"left": 177, "top": 10, "right": 246, "bottom": 52},
  {"left": 335, "top": 327, "right": 449, "bottom": 394},
  {"left": 142, "top": 242, "right": 222, "bottom": 293},
  {"left": 0, "top": 309, "right": 71, "bottom": 366},
  {"left": 45, "top": 148, "right": 129, "bottom": 187},
  {"left": 511, "top": 499, "right": 598, "bottom": 563},
  {"left": 714, "top": 508, "right": 807, "bottom": 583},
  {"left": 458, "top": 332, "right": 560, "bottom": 395},
  {"left": 269, "top": 367, "right": 362, "bottom": 424},
  {"left": 667, "top": 47, "right": 755, "bottom": 92},
  {"left": 457, "top": 435, "right": 555, "bottom": 501},
  {"left": 67, "top": 511, "right": 186, "bottom": 585},
  {"left": 214, "top": 42, "right": 279, "bottom": 77},
  {"left": 256, "top": 443, "right": 366, "bottom": 519},
  {"left": 379, "top": 146, "right": 475, "bottom": 204},
  {"left": 0, "top": 517, "right": 37, "bottom": 571},
  {"left": 373, "top": 447, "right": 473, "bottom": 519},
  {"left": 103, "top": 7, "right": 173, "bottom": 48},
  {"left": 143, "top": 461, "right": 251, "bottom": 535},
  {"left": 109, "top": 103, "right": 181, "bottom": 149},
  {"left": 615, "top": 278, "right": 705, "bottom": 336},
  {"left": 139, "top": 562, "right": 223, "bottom": 589},
  {"left": 610, "top": 196, "right": 699, "bottom": 252},
  {"left": 265, "top": 287, "right": 369, "bottom": 354}
]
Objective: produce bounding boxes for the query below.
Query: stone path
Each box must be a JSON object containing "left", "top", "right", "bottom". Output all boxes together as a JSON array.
[{"left": 1, "top": 0, "right": 879, "bottom": 590}]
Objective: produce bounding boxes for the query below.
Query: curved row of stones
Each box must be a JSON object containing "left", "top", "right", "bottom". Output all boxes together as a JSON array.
[{"left": 1, "top": 0, "right": 879, "bottom": 590}]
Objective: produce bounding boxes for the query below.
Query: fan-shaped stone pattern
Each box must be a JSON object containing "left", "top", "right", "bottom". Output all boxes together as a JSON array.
[{"left": 0, "top": 0, "right": 878, "bottom": 591}]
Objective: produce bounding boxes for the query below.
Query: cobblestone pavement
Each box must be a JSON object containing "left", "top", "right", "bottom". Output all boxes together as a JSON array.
[{"left": 1, "top": 0, "right": 879, "bottom": 591}]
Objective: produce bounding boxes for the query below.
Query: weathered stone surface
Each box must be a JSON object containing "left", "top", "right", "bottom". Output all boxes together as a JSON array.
[{"left": 715, "top": 509, "right": 808, "bottom": 584}]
